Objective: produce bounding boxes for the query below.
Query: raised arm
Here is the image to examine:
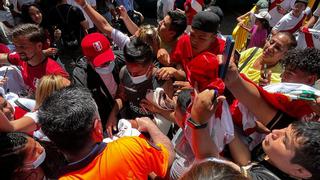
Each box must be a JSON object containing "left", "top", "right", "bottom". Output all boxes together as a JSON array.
[
  {"left": 0, "top": 111, "right": 37, "bottom": 133},
  {"left": 118, "top": 5, "right": 139, "bottom": 35},
  {"left": 75, "top": 0, "right": 113, "bottom": 37},
  {"left": 225, "top": 62, "right": 277, "bottom": 126}
]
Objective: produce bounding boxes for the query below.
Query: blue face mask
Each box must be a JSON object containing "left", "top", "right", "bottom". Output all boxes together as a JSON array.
[{"left": 95, "top": 61, "right": 115, "bottom": 74}]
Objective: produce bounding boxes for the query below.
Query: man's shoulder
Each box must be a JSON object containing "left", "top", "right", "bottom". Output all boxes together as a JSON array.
[{"left": 244, "top": 160, "right": 294, "bottom": 180}]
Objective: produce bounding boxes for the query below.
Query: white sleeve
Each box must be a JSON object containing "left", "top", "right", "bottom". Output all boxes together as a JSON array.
[
  {"left": 314, "top": 5, "right": 320, "bottom": 17},
  {"left": 304, "top": 7, "right": 311, "bottom": 16},
  {"left": 111, "top": 28, "right": 131, "bottom": 50},
  {"left": 272, "top": 16, "right": 288, "bottom": 31},
  {"left": 24, "top": 111, "right": 39, "bottom": 123}
]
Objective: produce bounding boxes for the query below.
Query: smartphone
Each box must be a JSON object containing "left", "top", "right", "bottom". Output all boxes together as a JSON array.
[
  {"left": 233, "top": 50, "right": 240, "bottom": 67},
  {"left": 262, "top": 64, "right": 268, "bottom": 79},
  {"left": 3, "top": 67, "right": 9, "bottom": 78},
  {"left": 219, "top": 35, "right": 235, "bottom": 80}
]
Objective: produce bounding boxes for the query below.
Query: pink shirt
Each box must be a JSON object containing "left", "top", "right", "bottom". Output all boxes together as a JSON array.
[{"left": 248, "top": 25, "right": 268, "bottom": 48}]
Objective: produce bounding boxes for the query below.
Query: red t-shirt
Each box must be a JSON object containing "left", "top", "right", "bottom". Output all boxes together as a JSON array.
[
  {"left": 170, "top": 34, "right": 225, "bottom": 67},
  {"left": 8, "top": 52, "right": 69, "bottom": 91},
  {"left": 170, "top": 34, "right": 225, "bottom": 86}
]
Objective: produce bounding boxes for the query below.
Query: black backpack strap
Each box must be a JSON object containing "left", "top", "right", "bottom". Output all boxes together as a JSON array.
[
  {"left": 239, "top": 47, "right": 259, "bottom": 72},
  {"left": 14, "top": 99, "right": 32, "bottom": 112}
]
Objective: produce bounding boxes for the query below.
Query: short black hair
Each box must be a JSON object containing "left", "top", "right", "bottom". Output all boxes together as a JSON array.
[
  {"left": 204, "top": 6, "right": 224, "bottom": 23},
  {"left": 0, "top": 132, "right": 28, "bottom": 179},
  {"left": 12, "top": 23, "right": 46, "bottom": 43},
  {"left": 290, "top": 121, "right": 320, "bottom": 180},
  {"left": 38, "top": 86, "right": 98, "bottom": 153},
  {"left": 167, "top": 10, "right": 187, "bottom": 39},
  {"left": 124, "top": 37, "right": 153, "bottom": 65},
  {"left": 280, "top": 48, "right": 320, "bottom": 78}
]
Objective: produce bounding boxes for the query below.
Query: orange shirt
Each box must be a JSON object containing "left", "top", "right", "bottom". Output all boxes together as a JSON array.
[{"left": 59, "top": 136, "right": 169, "bottom": 180}]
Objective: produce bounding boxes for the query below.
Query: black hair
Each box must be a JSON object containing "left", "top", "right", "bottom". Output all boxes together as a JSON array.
[
  {"left": 181, "top": 160, "right": 248, "bottom": 180},
  {"left": 204, "top": 6, "right": 224, "bottom": 23},
  {"left": 280, "top": 48, "right": 320, "bottom": 78},
  {"left": 167, "top": 10, "right": 187, "bottom": 39},
  {"left": 12, "top": 23, "right": 46, "bottom": 44},
  {"left": 21, "top": 3, "right": 42, "bottom": 24},
  {"left": 290, "top": 121, "right": 320, "bottom": 180},
  {"left": 0, "top": 132, "right": 28, "bottom": 179},
  {"left": 124, "top": 37, "right": 153, "bottom": 65},
  {"left": 38, "top": 86, "right": 98, "bottom": 153}
]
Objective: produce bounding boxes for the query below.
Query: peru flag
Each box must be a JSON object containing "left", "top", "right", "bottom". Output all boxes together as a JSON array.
[
  {"left": 184, "top": 0, "right": 204, "bottom": 24},
  {"left": 297, "top": 28, "right": 320, "bottom": 49}
]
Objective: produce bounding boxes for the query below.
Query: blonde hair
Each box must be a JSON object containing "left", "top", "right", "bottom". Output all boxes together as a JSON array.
[
  {"left": 138, "top": 24, "right": 161, "bottom": 53},
  {"left": 35, "top": 75, "right": 70, "bottom": 109}
]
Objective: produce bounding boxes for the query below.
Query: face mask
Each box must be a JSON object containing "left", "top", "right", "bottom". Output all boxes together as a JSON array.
[
  {"left": 129, "top": 73, "right": 148, "bottom": 84},
  {"left": 95, "top": 61, "right": 115, "bottom": 74},
  {"left": 24, "top": 150, "right": 46, "bottom": 169}
]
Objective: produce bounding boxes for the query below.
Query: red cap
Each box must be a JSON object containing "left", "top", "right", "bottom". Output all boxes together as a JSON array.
[
  {"left": 186, "top": 52, "right": 225, "bottom": 93},
  {"left": 81, "top": 33, "right": 115, "bottom": 67}
]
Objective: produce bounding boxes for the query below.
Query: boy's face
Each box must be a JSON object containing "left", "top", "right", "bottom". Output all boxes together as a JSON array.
[
  {"left": 0, "top": 96, "right": 14, "bottom": 120},
  {"left": 292, "top": 2, "right": 306, "bottom": 15},
  {"left": 262, "top": 125, "right": 309, "bottom": 178},
  {"left": 281, "top": 66, "right": 316, "bottom": 85},
  {"left": 190, "top": 28, "right": 215, "bottom": 56}
]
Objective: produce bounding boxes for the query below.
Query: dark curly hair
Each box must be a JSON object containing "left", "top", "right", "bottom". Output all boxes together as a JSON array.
[{"left": 280, "top": 48, "right": 320, "bottom": 78}]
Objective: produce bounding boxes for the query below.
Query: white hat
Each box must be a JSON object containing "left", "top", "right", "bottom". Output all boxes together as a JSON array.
[{"left": 254, "top": 11, "right": 271, "bottom": 22}]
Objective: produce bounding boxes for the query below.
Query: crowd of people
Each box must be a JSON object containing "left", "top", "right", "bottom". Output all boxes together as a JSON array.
[{"left": 0, "top": 0, "right": 319, "bottom": 179}]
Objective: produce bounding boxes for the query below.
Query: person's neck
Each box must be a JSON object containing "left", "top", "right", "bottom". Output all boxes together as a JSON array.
[
  {"left": 28, "top": 53, "right": 45, "bottom": 66},
  {"left": 64, "top": 141, "right": 98, "bottom": 163}
]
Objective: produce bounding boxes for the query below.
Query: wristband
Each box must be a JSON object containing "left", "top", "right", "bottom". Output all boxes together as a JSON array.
[{"left": 187, "top": 117, "right": 207, "bottom": 129}]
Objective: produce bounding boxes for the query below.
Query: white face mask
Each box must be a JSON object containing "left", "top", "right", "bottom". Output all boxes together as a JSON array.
[
  {"left": 95, "top": 61, "right": 115, "bottom": 74},
  {"left": 129, "top": 73, "right": 148, "bottom": 84},
  {"left": 24, "top": 149, "right": 46, "bottom": 169}
]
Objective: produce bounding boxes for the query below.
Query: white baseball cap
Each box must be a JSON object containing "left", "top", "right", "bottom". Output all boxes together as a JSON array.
[{"left": 254, "top": 11, "right": 271, "bottom": 22}]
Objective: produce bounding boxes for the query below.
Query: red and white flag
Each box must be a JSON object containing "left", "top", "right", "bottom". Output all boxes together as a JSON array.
[{"left": 297, "top": 27, "right": 320, "bottom": 49}]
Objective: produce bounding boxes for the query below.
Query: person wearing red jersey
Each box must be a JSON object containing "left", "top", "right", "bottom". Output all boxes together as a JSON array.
[
  {"left": 0, "top": 24, "right": 69, "bottom": 93},
  {"left": 157, "top": 11, "right": 225, "bottom": 82}
]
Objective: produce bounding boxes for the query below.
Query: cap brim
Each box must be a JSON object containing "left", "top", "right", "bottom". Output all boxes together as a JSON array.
[{"left": 92, "top": 49, "right": 115, "bottom": 67}]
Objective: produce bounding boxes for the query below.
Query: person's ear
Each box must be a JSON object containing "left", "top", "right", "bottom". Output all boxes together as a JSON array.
[
  {"left": 36, "top": 42, "right": 43, "bottom": 51},
  {"left": 290, "top": 165, "right": 312, "bottom": 179},
  {"left": 307, "top": 75, "right": 317, "bottom": 85},
  {"left": 92, "top": 119, "right": 103, "bottom": 142}
]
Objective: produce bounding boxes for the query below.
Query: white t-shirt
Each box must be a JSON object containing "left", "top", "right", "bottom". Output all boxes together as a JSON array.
[
  {"left": 111, "top": 28, "right": 130, "bottom": 50},
  {"left": 272, "top": 8, "right": 311, "bottom": 33},
  {"left": 312, "top": 4, "right": 320, "bottom": 30},
  {"left": 67, "top": 0, "right": 96, "bottom": 29},
  {"left": 268, "top": 0, "right": 296, "bottom": 27},
  {"left": 157, "top": 0, "right": 174, "bottom": 22}
]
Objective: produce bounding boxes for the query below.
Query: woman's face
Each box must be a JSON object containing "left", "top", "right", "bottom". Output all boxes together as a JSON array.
[{"left": 29, "top": 6, "right": 42, "bottom": 25}]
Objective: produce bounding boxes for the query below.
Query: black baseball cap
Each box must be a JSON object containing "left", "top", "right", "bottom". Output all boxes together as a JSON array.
[{"left": 191, "top": 11, "right": 220, "bottom": 34}]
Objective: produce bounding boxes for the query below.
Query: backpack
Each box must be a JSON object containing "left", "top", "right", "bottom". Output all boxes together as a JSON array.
[{"left": 56, "top": 6, "right": 80, "bottom": 50}]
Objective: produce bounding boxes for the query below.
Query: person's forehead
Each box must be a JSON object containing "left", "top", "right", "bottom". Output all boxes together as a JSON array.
[
  {"left": 164, "top": 15, "right": 172, "bottom": 26},
  {"left": 13, "top": 36, "right": 32, "bottom": 44},
  {"left": 191, "top": 28, "right": 213, "bottom": 37},
  {"left": 272, "top": 34, "right": 290, "bottom": 46}
]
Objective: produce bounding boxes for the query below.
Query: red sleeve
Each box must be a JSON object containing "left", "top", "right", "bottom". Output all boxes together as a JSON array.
[
  {"left": 8, "top": 52, "right": 22, "bottom": 66},
  {"left": 170, "top": 34, "right": 189, "bottom": 64},
  {"left": 46, "top": 58, "right": 69, "bottom": 78}
]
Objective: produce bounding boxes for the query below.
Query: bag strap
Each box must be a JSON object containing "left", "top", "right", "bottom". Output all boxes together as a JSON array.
[{"left": 239, "top": 47, "right": 259, "bottom": 72}]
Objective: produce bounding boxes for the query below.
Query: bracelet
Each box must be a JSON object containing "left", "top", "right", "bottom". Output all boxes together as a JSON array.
[
  {"left": 82, "top": 3, "right": 88, "bottom": 9},
  {"left": 187, "top": 117, "right": 208, "bottom": 129}
]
